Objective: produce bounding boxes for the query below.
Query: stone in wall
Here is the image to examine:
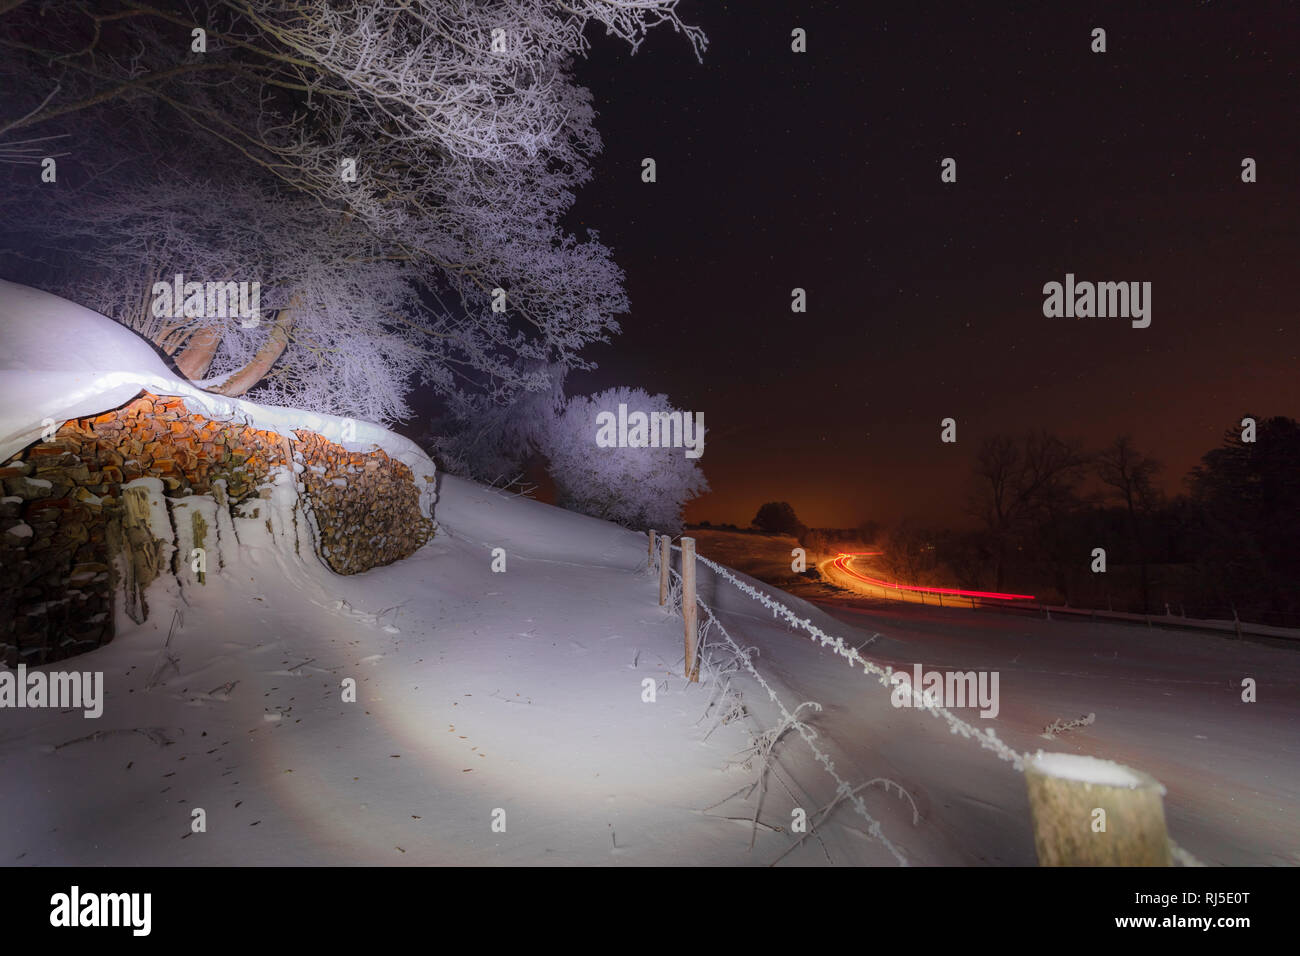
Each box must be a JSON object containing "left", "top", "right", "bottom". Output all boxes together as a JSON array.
[{"left": 0, "top": 391, "right": 434, "bottom": 666}]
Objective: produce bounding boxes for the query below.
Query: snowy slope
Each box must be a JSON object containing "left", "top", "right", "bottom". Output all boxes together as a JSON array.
[
  {"left": 0, "top": 476, "right": 880, "bottom": 865},
  {"left": 4, "top": 462, "right": 999, "bottom": 866},
  {"left": 1, "top": 281, "right": 868, "bottom": 865}
]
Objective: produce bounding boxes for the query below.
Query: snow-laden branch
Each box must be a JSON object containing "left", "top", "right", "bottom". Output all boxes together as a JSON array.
[{"left": 0, "top": 0, "right": 703, "bottom": 422}]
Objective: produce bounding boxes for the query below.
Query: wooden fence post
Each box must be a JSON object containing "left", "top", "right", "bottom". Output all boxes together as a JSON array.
[
  {"left": 682, "top": 536, "right": 699, "bottom": 682},
  {"left": 659, "top": 533, "right": 670, "bottom": 606},
  {"left": 1024, "top": 753, "right": 1171, "bottom": 866},
  {"left": 648, "top": 529, "right": 656, "bottom": 569}
]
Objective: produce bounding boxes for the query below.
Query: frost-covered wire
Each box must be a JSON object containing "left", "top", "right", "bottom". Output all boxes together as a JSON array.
[
  {"left": 677, "top": 545, "right": 1026, "bottom": 770},
  {"left": 660, "top": 557, "right": 911, "bottom": 866}
]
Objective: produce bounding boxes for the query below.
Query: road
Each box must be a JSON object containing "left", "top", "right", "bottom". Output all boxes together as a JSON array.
[
  {"left": 827, "top": 551, "right": 1035, "bottom": 603},
  {"left": 687, "top": 551, "right": 1300, "bottom": 865}
]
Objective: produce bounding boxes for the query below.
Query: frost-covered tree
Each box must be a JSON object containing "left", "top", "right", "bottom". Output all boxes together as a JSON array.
[
  {"left": 1096, "top": 436, "right": 1163, "bottom": 613},
  {"left": 540, "top": 387, "right": 708, "bottom": 531},
  {"left": 0, "top": 1, "right": 706, "bottom": 423},
  {"left": 16, "top": 165, "right": 432, "bottom": 424},
  {"left": 427, "top": 362, "right": 567, "bottom": 484}
]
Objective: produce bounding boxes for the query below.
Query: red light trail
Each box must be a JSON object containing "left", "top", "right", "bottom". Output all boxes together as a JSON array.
[{"left": 831, "top": 552, "right": 1035, "bottom": 601}]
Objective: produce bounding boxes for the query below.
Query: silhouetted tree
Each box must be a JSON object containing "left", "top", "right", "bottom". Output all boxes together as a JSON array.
[
  {"left": 753, "top": 502, "right": 804, "bottom": 536},
  {"left": 880, "top": 518, "right": 940, "bottom": 586},
  {"left": 1188, "top": 416, "right": 1300, "bottom": 618},
  {"left": 966, "top": 431, "right": 1089, "bottom": 589},
  {"left": 1097, "top": 436, "right": 1163, "bottom": 612}
]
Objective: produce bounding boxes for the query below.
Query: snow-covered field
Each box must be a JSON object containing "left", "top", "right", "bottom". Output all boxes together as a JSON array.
[{"left": 10, "top": 470, "right": 1295, "bottom": 865}]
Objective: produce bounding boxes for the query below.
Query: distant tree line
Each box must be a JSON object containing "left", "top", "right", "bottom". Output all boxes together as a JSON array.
[
  {"left": 721, "top": 417, "right": 1300, "bottom": 625},
  {"left": 882, "top": 417, "right": 1300, "bottom": 623}
]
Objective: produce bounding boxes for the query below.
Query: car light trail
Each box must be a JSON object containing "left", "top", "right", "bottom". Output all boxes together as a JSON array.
[{"left": 832, "top": 552, "right": 1035, "bottom": 601}]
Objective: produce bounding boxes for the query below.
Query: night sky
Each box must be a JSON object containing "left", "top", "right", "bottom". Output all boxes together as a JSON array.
[{"left": 563, "top": 1, "right": 1299, "bottom": 528}]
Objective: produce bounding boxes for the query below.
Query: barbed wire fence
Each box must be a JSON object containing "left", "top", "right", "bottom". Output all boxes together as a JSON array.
[{"left": 659, "top": 547, "right": 913, "bottom": 865}]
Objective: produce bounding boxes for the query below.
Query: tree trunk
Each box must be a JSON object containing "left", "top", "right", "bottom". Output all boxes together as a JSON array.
[
  {"left": 207, "top": 299, "right": 297, "bottom": 397},
  {"left": 1125, "top": 496, "right": 1150, "bottom": 614},
  {"left": 1139, "top": 559, "right": 1150, "bottom": 616},
  {"left": 174, "top": 326, "right": 222, "bottom": 380}
]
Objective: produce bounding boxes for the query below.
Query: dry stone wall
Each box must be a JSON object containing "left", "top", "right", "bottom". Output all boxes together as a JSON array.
[{"left": 0, "top": 391, "right": 433, "bottom": 666}]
